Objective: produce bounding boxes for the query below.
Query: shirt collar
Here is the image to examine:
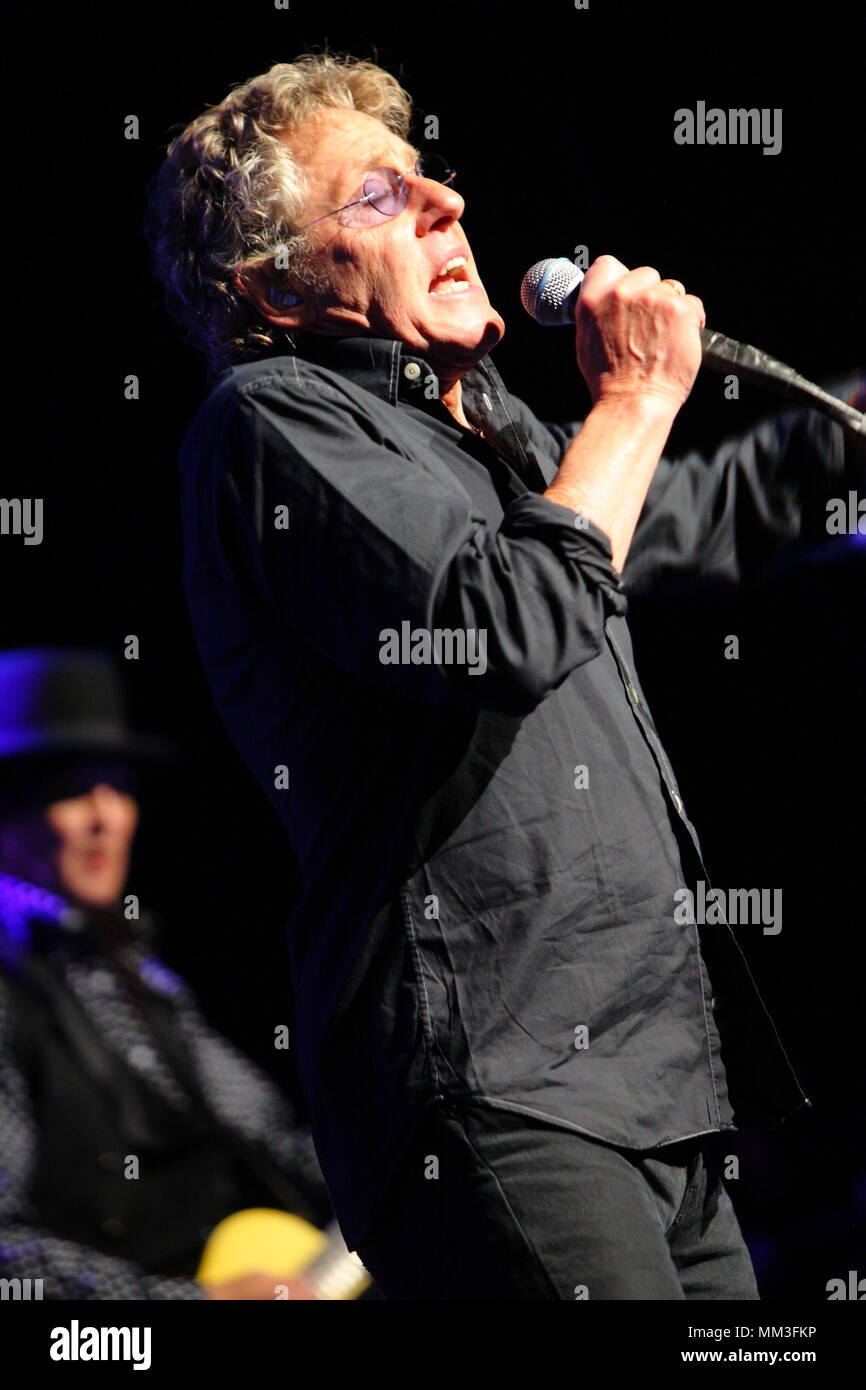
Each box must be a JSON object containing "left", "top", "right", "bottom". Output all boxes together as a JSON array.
[
  {"left": 289, "top": 332, "right": 550, "bottom": 492},
  {"left": 288, "top": 331, "right": 474, "bottom": 409}
]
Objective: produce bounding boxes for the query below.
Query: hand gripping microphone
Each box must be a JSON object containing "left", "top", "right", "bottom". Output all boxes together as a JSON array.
[{"left": 521, "top": 257, "right": 866, "bottom": 438}]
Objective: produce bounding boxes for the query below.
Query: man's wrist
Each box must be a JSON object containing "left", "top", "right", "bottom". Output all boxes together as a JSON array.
[{"left": 588, "top": 387, "right": 682, "bottom": 430}]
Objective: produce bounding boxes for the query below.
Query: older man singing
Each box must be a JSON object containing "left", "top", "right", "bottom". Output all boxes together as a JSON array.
[{"left": 147, "top": 53, "right": 858, "bottom": 1299}]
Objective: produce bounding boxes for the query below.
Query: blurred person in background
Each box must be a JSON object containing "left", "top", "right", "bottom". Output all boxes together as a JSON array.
[{"left": 0, "top": 648, "right": 375, "bottom": 1301}]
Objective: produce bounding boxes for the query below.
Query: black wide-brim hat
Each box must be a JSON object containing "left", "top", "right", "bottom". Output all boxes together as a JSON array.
[{"left": 0, "top": 648, "right": 176, "bottom": 817}]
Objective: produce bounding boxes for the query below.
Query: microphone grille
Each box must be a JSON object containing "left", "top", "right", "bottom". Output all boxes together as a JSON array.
[{"left": 521, "top": 257, "right": 583, "bottom": 325}]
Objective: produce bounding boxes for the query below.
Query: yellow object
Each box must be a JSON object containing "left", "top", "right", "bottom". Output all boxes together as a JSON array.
[{"left": 196, "top": 1207, "right": 328, "bottom": 1287}]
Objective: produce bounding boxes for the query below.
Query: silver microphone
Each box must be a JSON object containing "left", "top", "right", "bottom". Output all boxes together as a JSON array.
[
  {"left": 520, "top": 256, "right": 865, "bottom": 436},
  {"left": 520, "top": 257, "right": 585, "bottom": 326}
]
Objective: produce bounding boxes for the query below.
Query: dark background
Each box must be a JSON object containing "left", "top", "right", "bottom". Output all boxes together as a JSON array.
[{"left": 5, "top": 0, "right": 864, "bottom": 1298}]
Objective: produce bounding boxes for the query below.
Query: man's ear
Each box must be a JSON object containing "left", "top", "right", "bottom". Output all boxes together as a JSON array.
[{"left": 232, "top": 265, "right": 309, "bottom": 327}]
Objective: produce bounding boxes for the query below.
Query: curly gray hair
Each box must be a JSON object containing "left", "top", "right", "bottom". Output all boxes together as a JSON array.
[{"left": 145, "top": 53, "right": 413, "bottom": 377}]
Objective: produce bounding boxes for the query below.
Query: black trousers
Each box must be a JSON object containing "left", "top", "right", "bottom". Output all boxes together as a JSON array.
[{"left": 356, "top": 1099, "right": 759, "bottom": 1300}]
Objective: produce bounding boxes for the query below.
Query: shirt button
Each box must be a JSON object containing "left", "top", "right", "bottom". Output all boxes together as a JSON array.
[
  {"left": 628, "top": 683, "right": 639, "bottom": 705},
  {"left": 671, "top": 792, "right": 684, "bottom": 814},
  {"left": 403, "top": 362, "right": 421, "bottom": 381},
  {"left": 482, "top": 392, "right": 493, "bottom": 411},
  {"left": 127, "top": 1043, "right": 157, "bottom": 1069}
]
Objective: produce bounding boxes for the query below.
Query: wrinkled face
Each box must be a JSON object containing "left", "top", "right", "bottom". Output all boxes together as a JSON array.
[
  {"left": 0, "top": 785, "right": 138, "bottom": 910},
  {"left": 282, "top": 108, "right": 506, "bottom": 383}
]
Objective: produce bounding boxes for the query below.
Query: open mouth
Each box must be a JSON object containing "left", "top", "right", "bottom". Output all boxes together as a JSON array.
[{"left": 429, "top": 255, "right": 472, "bottom": 296}]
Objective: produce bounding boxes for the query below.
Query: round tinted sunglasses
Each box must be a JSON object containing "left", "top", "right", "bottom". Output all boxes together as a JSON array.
[{"left": 300, "top": 153, "right": 456, "bottom": 229}]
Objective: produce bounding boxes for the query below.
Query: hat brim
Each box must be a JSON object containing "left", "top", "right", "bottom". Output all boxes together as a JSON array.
[{"left": 0, "top": 739, "right": 179, "bottom": 820}]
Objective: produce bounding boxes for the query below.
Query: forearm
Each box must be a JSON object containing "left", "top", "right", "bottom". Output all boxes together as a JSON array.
[{"left": 543, "top": 394, "right": 679, "bottom": 572}]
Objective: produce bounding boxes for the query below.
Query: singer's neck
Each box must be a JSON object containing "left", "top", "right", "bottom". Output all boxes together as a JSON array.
[{"left": 439, "top": 379, "right": 475, "bottom": 431}]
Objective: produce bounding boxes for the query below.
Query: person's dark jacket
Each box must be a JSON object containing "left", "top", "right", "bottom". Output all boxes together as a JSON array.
[{"left": 0, "top": 885, "right": 332, "bottom": 1299}]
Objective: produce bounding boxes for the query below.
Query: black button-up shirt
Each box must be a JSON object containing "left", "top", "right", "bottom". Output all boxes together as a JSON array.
[{"left": 179, "top": 332, "right": 850, "bottom": 1250}]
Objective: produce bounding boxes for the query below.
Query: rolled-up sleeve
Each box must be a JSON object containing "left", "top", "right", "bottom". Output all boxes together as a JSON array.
[{"left": 221, "top": 377, "right": 626, "bottom": 714}]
